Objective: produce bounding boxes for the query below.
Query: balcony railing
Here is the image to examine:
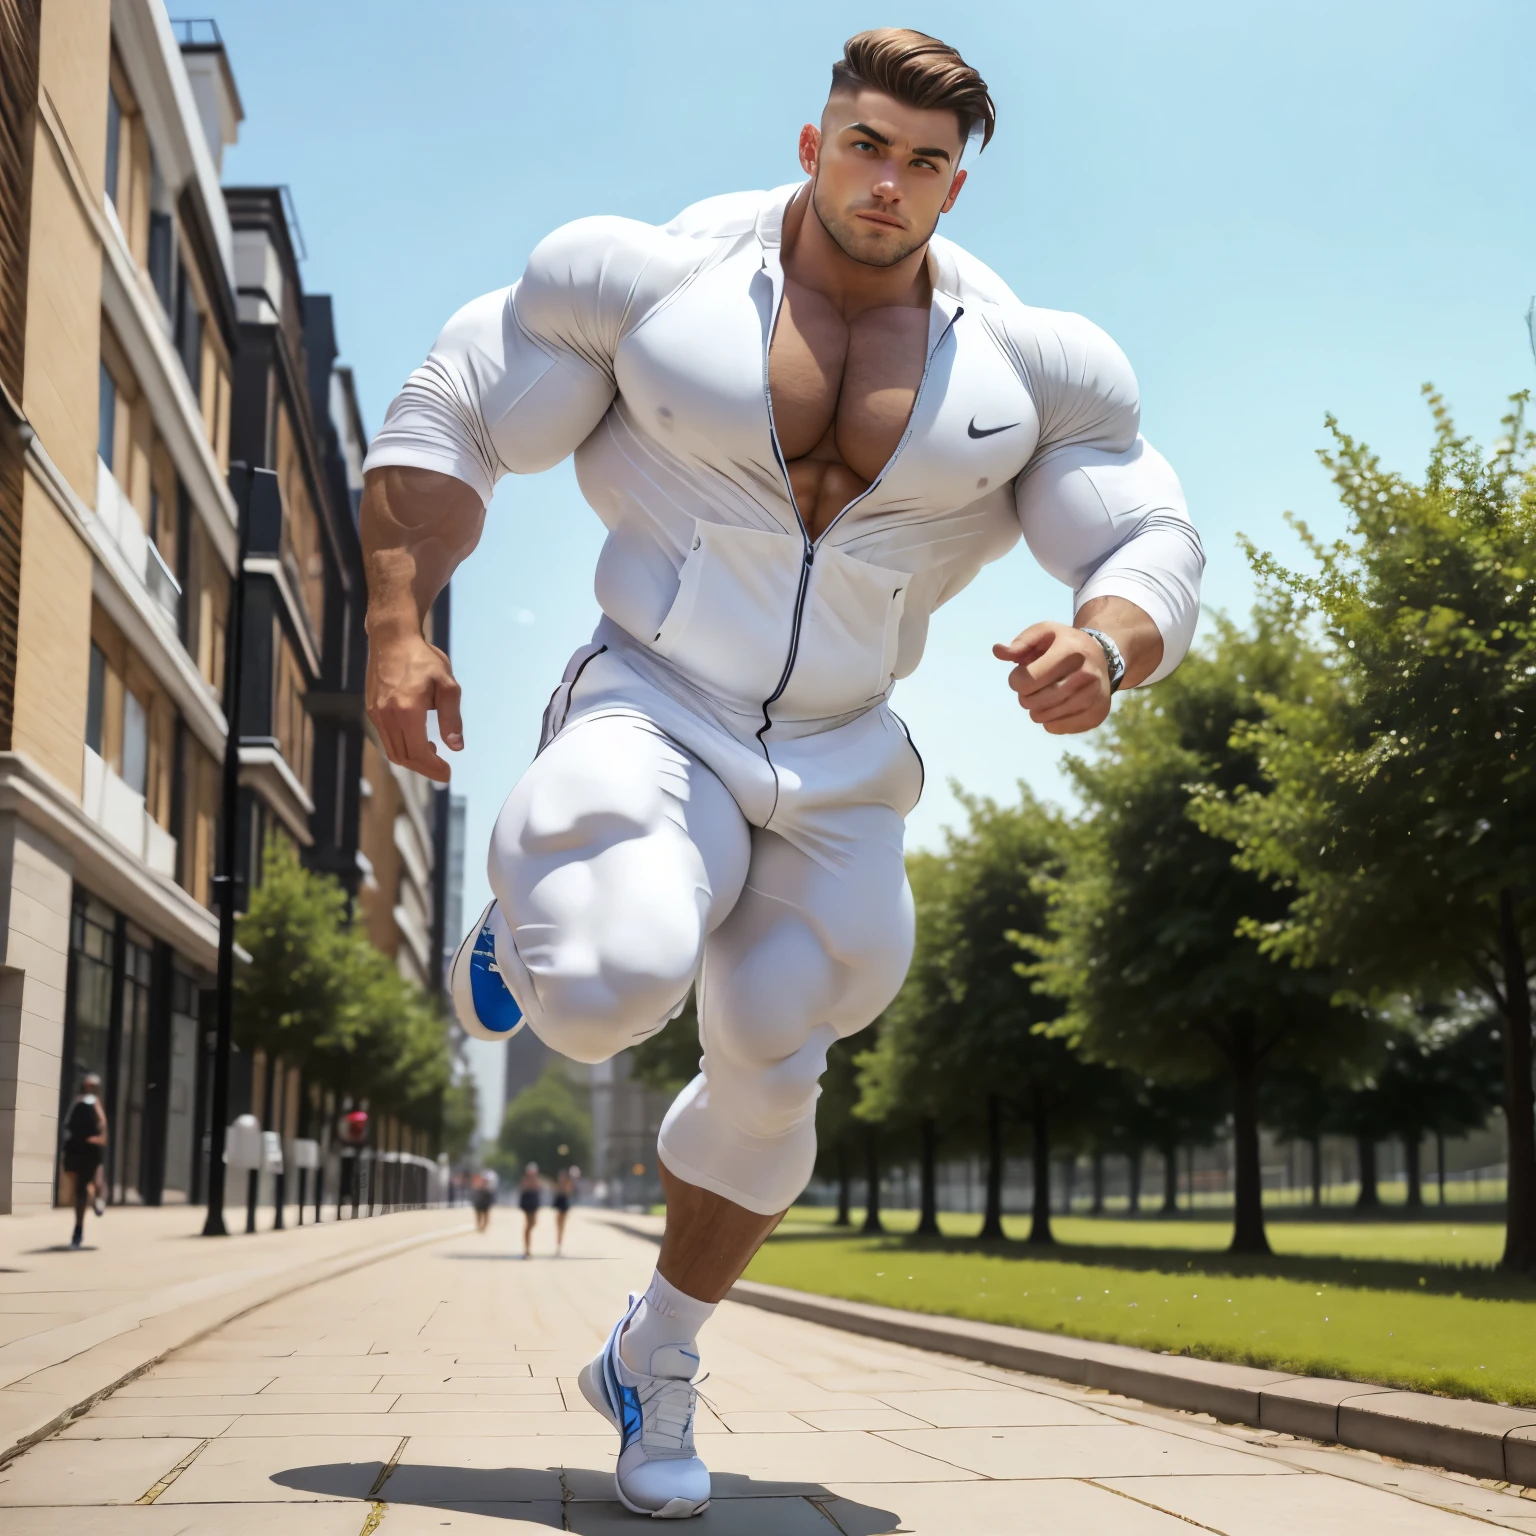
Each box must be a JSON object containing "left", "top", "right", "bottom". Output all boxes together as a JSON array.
[
  {"left": 96, "top": 458, "right": 182, "bottom": 630},
  {"left": 82, "top": 746, "right": 179, "bottom": 878}
]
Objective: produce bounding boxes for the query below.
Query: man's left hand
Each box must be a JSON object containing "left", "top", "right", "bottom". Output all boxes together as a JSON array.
[{"left": 993, "top": 622, "right": 1112, "bottom": 735}]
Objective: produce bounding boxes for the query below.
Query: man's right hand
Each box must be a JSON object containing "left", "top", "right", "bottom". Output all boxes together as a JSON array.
[{"left": 366, "top": 627, "right": 464, "bottom": 784}]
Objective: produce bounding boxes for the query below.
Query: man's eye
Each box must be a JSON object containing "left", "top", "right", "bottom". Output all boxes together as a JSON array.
[{"left": 912, "top": 159, "right": 939, "bottom": 172}]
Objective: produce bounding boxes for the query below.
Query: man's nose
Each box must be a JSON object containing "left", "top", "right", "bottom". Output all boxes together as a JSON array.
[{"left": 872, "top": 163, "right": 902, "bottom": 200}]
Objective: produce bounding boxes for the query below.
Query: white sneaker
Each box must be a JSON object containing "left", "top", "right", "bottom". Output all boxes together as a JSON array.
[
  {"left": 578, "top": 1294, "right": 710, "bottom": 1518},
  {"left": 449, "top": 901, "right": 527, "bottom": 1042}
]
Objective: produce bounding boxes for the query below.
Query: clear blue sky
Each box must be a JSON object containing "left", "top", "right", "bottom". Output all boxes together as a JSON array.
[{"left": 208, "top": 1, "right": 1536, "bottom": 1126}]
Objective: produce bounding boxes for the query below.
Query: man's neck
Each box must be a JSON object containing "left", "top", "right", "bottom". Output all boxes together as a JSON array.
[{"left": 778, "top": 183, "right": 932, "bottom": 318}]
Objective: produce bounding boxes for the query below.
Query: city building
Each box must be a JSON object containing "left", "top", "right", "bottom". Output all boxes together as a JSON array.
[
  {"left": 0, "top": 0, "right": 242, "bottom": 1214},
  {"left": 0, "top": 2, "right": 453, "bottom": 1215}
]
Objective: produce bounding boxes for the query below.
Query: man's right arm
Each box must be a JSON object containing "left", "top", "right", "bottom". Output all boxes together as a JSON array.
[{"left": 360, "top": 215, "right": 662, "bottom": 779}]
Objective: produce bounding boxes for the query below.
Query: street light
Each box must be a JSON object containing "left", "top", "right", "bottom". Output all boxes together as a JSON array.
[{"left": 202, "top": 464, "right": 273, "bottom": 1236}]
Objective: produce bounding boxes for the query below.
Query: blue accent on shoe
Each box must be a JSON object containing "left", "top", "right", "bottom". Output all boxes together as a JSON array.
[
  {"left": 468, "top": 918, "right": 524, "bottom": 1034},
  {"left": 619, "top": 1383, "right": 642, "bottom": 1449}
]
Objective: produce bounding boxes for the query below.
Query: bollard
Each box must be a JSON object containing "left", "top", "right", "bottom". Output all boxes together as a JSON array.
[
  {"left": 291, "top": 1139, "right": 319, "bottom": 1227},
  {"left": 224, "top": 1115, "right": 263, "bottom": 1235},
  {"left": 263, "top": 1131, "right": 285, "bottom": 1230}
]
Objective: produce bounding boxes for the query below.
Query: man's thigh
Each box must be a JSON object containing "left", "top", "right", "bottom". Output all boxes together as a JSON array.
[
  {"left": 701, "top": 803, "right": 915, "bottom": 1075},
  {"left": 488, "top": 711, "right": 751, "bottom": 1058}
]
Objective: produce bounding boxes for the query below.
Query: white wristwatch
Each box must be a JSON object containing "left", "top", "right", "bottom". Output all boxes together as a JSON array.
[{"left": 1079, "top": 627, "right": 1126, "bottom": 693}]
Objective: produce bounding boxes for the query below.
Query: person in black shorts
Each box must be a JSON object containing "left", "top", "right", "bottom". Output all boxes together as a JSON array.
[
  {"left": 471, "top": 1172, "right": 496, "bottom": 1233},
  {"left": 517, "top": 1161, "right": 542, "bottom": 1258},
  {"left": 61, "top": 1074, "right": 107, "bottom": 1248},
  {"left": 553, "top": 1165, "right": 578, "bottom": 1256}
]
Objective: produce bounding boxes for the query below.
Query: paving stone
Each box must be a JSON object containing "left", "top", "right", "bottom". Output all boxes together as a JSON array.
[
  {"left": 1098, "top": 1471, "right": 1503, "bottom": 1533},
  {"left": 822, "top": 1477, "right": 1200, "bottom": 1535},
  {"left": 873, "top": 1387, "right": 1110, "bottom": 1428},
  {"left": 159, "top": 1434, "right": 399, "bottom": 1503},
  {"left": 568, "top": 1495, "right": 835, "bottom": 1532},
  {"left": 0, "top": 1437, "right": 202, "bottom": 1505},
  {"left": 0, "top": 1506, "right": 369, "bottom": 1533},
  {"left": 874, "top": 1423, "right": 1291, "bottom": 1480},
  {"left": 370, "top": 1503, "right": 564, "bottom": 1531}
]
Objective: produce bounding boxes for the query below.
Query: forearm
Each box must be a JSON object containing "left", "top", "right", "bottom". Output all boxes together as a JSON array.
[
  {"left": 361, "top": 466, "right": 485, "bottom": 641},
  {"left": 1073, "top": 594, "right": 1163, "bottom": 690}
]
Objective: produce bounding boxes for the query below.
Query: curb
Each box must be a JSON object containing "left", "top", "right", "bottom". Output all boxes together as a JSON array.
[
  {"left": 0, "top": 1212, "right": 471, "bottom": 1468},
  {"left": 724, "top": 1278, "right": 1536, "bottom": 1486}
]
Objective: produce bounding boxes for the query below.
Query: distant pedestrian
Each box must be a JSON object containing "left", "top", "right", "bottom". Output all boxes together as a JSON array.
[
  {"left": 518, "top": 1161, "right": 542, "bottom": 1257},
  {"left": 553, "top": 1165, "right": 578, "bottom": 1256},
  {"left": 62, "top": 1074, "right": 107, "bottom": 1248},
  {"left": 471, "top": 1172, "right": 495, "bottom": 1233}
]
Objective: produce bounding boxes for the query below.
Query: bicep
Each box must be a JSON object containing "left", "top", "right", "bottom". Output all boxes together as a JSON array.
[{"left": 1015, "top": 437, "right": 1204, "bottom": 683}]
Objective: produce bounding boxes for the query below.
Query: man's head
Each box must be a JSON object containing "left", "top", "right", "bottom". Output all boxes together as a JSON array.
[
  {"left": 81, "top": 1073, "right": 101, "bottom": 1095},
  {"left": 800, "top": 29, "right": 995, "bottom": 269}
]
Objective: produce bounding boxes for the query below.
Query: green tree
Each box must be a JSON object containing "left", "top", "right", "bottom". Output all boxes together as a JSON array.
[
  {"left": 856, "top": 850, "right": 953, "bottom": 1236},
  {"left": 1196, "top": 395, "right": 1536, "bottom": 1269},
  {"left": 235, "top": 838, "right": 359, "bottom": 1077},
  {"left": 862, "top": 788, "right": 1086, "bottom": 1244},
  {"left": 1033, "top": 605, "right": 1379, "bottom": 1254},
  {"left": 496, "top": 1059, "right": 593, "bottom": 1174}
]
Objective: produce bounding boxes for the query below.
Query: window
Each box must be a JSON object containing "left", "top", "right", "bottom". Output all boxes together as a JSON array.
[
  {"left": 148, "top": 151, "right": 174, "bottom": 316},
  {"left": 86, "top": 645, "right": 106, "bottom": 753},
  {"left": 97, "top": 362, "right": 116, "bottom": 468},
  {"left": 122, "top": 689, "right": 147, "bottom": 794},
  {"left": 104, "top": 85, "right": 122, "bottom": 211},
  {"left": 174, "top": 266, "right": 202, "bottom": 398}
]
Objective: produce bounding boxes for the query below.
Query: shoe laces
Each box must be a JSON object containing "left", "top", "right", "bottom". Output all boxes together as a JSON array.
[{"left": 637, "top": 1374, "right": 696, "bottom": 1460}]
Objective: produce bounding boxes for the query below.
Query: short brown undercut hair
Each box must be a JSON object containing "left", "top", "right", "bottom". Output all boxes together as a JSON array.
[{"left": 830, "top": 29, "right": 996, "bottom": 151}]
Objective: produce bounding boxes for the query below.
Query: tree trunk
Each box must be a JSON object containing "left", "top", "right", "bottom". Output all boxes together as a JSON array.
[
  {"left": 1028, "top": 1097, "right": 1054, "bottom": 1245},
  {"left": 1128, "top": 1149, "right": 1143, "bottom": 1214},
  {"left": 1355, "top": 1136, "right": 1380, "bottom": 1209},
  {"left": 861, "top": 1127, "right": 883, "bottom": 1234},
  {"left": 1160, "top": 1142, "right": 1179, "bottom": 1214},
  {"left": 980, "top": 1094, "right": 1006, "bottom": 1239},
  {"left": 1311, "top": 1134, "right": 1324, "bottom": 1207},
  {"left": 1498, "top": 887, "right": 1536, "bottom": 1272},
  {"left": 1436, "top": 1132, "right": 1446, "bottom": 1207},
  {"left": 834, "top": 1141, "right": 852, "bottom": 1227},
  {"left": 1229, "top": 1035, "right": 1270, "bottom": 1255},
  {"left": 1405, "top": 1136, "right": 1423, "bottom": 1209},
  {"left": 1090, "top": 1148, "right": 1105, "bottom": 1215},
  {"left": 916, "top": 1117, "right": 941, "bottom": 1236}
]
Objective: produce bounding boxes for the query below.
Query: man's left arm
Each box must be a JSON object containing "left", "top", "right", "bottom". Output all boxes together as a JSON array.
[{"left": 998, "top": 314, "right": 1204, "bottom": 733}]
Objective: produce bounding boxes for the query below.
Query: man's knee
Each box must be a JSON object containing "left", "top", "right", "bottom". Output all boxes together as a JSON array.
[{"left": 532, "top": 972, "right": 690, "bottom": 1063}]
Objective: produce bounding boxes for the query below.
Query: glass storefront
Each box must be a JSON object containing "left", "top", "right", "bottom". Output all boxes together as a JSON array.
[{"left": 61, "top": 888, "right": 211, "bottom": 1206}]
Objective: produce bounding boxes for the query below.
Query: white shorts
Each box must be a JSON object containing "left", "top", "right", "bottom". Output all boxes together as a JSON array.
[{"left": 485, "top": 631, "right": 921, "bottom": 1213}]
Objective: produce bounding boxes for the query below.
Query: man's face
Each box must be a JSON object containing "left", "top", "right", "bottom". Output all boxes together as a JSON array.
[{"left": 800, "top": 88, "right": 967, "bottom": 268}]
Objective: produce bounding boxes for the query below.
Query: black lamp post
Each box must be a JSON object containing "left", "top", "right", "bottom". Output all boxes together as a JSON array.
[{"left": 202, "top": 464, "right": 274, "bottom": 1236}]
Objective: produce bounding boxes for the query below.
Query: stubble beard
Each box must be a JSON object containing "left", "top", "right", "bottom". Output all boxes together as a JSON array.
[{"left": 810, "top": 176, "right": 937, "bottom": 270}]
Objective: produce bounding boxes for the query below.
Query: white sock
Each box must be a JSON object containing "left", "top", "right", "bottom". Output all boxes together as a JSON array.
[{"left": 619, "top": 1269, "right": 715, "bottom": 1375}]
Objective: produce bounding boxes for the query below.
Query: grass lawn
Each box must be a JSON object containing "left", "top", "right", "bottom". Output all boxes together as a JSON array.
[{"left": 744, "top": 1207, "right": 1536, "bottom": 1407}]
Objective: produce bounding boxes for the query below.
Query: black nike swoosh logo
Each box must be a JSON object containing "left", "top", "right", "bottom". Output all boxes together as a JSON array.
[{"left": 968, "top": 417, "right": 1019, "bottom": 439}]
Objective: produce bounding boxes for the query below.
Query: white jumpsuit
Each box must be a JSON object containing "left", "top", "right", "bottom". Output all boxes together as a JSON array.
[{"left": 364, "top": 183, "right": 1205, "bottom": 1214}]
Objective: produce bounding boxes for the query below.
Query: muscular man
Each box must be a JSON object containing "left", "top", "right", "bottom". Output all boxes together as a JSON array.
[{"left": 362, "top": 29, "right": 1202, "bottom": 1518}]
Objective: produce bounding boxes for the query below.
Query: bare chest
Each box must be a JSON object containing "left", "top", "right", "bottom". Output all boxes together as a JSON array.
[{"left": 768, "top": 279, "right": 930, "bottom": 537}]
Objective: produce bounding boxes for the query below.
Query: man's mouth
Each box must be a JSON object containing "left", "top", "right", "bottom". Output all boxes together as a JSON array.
[{"left": 854, "top": 209, "right": 905, "bottom": 230}]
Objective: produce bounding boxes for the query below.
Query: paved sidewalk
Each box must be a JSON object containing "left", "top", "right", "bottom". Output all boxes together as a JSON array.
[
  {"left": 0, "top": 1200, "right": 470, "bottom": 1459},
  {"left": 2, "top": 1209, "right": 1535, "bottom": 1532}
]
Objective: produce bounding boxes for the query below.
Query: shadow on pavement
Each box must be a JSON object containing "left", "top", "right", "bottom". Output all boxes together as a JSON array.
[
  {"left": 437, "top": 1252, "right": 606, "bottom": 1261},
  {"left": 271, "top": 1463, "right": 900, "bottom": 1530}
]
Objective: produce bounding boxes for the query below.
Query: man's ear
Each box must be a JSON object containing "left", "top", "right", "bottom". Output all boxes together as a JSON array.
[
  {"left": 798, "top": 123, "right": 821, "bottom": 176},
  {"left": 941, "top": 167, "right": 968, "bottom": 215}
]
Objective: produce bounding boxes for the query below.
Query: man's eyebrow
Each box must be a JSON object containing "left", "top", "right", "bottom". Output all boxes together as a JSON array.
[{"left": 843, "top": 123, "right": 952, "bottom": 162}]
